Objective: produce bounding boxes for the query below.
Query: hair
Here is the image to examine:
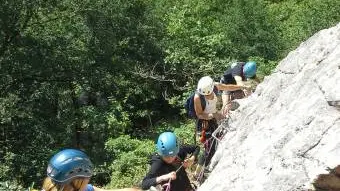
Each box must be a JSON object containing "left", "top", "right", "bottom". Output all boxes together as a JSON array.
[{"left": 42, "top": 177, "right": 88, "bottom": 191}]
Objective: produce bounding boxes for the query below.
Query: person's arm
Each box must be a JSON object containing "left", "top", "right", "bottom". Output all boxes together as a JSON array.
[
  {"left": 215, "top": 82, "right": 243, "bottom": 91},
  {"left": 180, "top": 145, "right": 200, "bottom": 159},
  {"left": 141, "top": 159, "right": 176, "bottom": 190},
  {"left": 155, "top": 172, "right": 176, "bottom": 184},
  {"left": 194, "top": 94, "right": 212, "bottom": 120},
  {"left": 233, "top": 76, "right": 244, "bottom": 86},
  {"left": 180, "top": 145, "right": 200, "bottom": 168},
  {"left": 93, "top": 186, "right": 142, "bottom": 191},
  {"left": 93, "top": 186, "right": 104, "bottom": 191},
  {"left": 93, "top": 186, "right": 117, "bottom": 191}
]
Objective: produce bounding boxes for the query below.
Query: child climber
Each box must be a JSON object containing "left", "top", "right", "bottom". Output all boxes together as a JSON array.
[
  {"left": 42, "top": 148, "right": 140, "bottom": 191},
  {"left": 220, "top": 61, "right": 259, "bottom": 114},
  {"left": 141, "top": 132, "right": 200, "bottom": 191}
]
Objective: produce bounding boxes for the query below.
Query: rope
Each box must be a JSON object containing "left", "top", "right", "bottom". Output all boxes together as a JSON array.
[
  {"left": 162, "top": 179, "right": 171, "bottom": 191},
  {"left": 195, "top": 137, "right": 216, "bottom": 184}
]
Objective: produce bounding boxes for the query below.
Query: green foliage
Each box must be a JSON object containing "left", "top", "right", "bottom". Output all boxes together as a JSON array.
[
  {"left": 267, "top": 0, "right": 340, "bottom": 58},
  {"left": 1, "top": 0, "right": 340, "bottom": 189},
  {"left": 219, "top": 0, "right": 279, "bottom": 60},
  {"left": 104, "top": 135, "right": 154, "bottom": 188},
  {"left": 173, "top": 122, "right": 196, "bottom": 145},
  {"left": 0, "top": 180, "right": 24, "bottom": 191},
  {"left": 248, "top": 56, "right": 277, "bottom": 79}
]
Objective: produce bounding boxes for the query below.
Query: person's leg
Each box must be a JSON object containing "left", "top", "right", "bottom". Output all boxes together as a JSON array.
[
  {"left": 232, "top": 89, "right": 246, "bottom": 100},
  {"left": 221, "top": 91, "right": 230, "bottom": 108},
  {"left": 195, "top": 119, "right": 202, "bottom": 144},
  {"left": 203, "top": 120, "right": 218, "bottom": 166},
  {"left": 194, "top": 119, "right": 218, "bottom": 178},
  {"left": 222, "top": 91, "right": 231, "bottom": 116},
  {"left": 194, "top": 153, "right": 205, "bottom": 178},
  {"left": 194, "top": 119, "right": 205, "bottom": 177},
  {"left": 204, "top": 138, "right": 217, "bottom": 167}
]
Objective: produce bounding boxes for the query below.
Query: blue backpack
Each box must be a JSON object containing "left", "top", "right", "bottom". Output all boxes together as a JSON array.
[{"left": 184, "top": 86, "right": 218, "bottom": 119}]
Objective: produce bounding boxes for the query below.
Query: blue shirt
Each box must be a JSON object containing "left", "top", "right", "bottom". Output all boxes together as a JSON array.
[{"left": 86, "top": 184, "right": 94, "bottom": 191}]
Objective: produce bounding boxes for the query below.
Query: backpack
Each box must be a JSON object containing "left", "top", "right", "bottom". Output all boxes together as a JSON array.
[{"left": 184, "top": 86, "right": 218, "bottom": 119}]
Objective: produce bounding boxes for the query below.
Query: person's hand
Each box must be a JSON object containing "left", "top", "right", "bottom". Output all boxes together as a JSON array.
[
  {"left": 164, "top": 171, "right": 176, "bottom": 181},
  {"left": 241, "top": 84, "right": 251, "bottom": 91},
  {"left": 242, "top": 84, "right": 252, "bottom": 97},
  {"left": 157, "top": 171, "right": 176, "bottom": 184},
  {"left": 242, "top": 84, "right": 251, "bottom": 89},
  {"left": 183, "top": 156, "right": 195, "bottom": 168},
  {"left": 243, "top": 88, "right": 252, "bottom": 97},
  {"left": 213, "top": 112, "right": 226, "bottom": 120}
]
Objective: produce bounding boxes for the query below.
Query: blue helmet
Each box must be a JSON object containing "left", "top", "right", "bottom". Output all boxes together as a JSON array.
[
  {"left": 243, "top": 61, "right": 257, "bottom": 78},
  {"left": 47, "top": 149, "right": 93, "bottom": 183},
  {"left": 156, "top": 132, "right": 179, "bottom": 157}
]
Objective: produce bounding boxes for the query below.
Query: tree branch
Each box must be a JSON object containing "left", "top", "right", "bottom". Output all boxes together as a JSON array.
[{"left": 131, "top": 64, "right": 176, "bottom": 82}]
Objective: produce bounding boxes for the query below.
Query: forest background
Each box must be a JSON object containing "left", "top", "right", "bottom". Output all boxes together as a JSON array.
[{"left": 1, "top": 0, "right": 339, "bottom": 190}]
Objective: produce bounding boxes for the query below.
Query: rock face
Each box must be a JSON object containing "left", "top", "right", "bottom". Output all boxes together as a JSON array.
[{"left": 198, "top": 23, "right": 340, "bottom": 191}]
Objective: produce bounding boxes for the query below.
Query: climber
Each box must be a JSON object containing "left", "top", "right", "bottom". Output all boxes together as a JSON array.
[
  {"left": 193, "top": 76, "right": 245, "bottom": 120},
  {"left": 41, "top": 148, "right": 141, "bottom": 191},
  {"left": 220, "top": 61, "right": 259, "bottom": 114},
  {"left": 192, "top": 76, "right": 246, "bottom": 179},
  {"left": 141, "top": 132, "right": 200, "bottom": 191}
]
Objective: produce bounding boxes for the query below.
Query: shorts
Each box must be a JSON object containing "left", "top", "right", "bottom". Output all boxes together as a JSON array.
[{"left": 222, "top": 90, "right": 245, "bottom": 100}]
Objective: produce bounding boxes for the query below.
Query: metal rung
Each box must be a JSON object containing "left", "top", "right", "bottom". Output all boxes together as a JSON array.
[{"left": 212, "top": 125, "right": 227, "bottom": 142}]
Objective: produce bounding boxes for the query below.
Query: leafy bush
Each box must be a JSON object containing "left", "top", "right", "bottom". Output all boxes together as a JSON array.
[
  {"left": 104, "top": 135, "right": 154, "bottom": 188},
  {"left": 0, "top": 180, "right": 24, "bottom": 191}
]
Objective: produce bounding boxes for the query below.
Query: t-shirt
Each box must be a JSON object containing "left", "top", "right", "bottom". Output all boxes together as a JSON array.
[
  {"left": 203, "top": 92, "right": 217, "bottom": 114},
  {"left": 86, "top": 184, "right": 94, "bottom": 191},
  {"left": 222, "top": 62, "right": 246, "bottom": 84}
]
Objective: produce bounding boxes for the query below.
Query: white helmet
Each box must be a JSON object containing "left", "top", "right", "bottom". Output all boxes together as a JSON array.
[{"left": 197, "top": 76, "right": 214, "bottom": 95}]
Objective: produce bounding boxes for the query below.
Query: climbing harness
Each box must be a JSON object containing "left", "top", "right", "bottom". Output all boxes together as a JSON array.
[{"left": 195, "top": 117, "right": 232, "bottom": 185}]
